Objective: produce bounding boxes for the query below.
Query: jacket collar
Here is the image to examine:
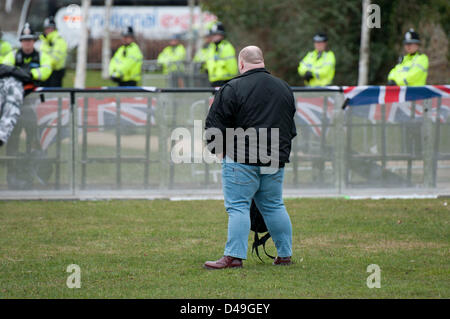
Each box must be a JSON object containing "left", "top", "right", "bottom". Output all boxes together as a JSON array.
[
  {"left": 124, "top": 41, "right": 136, "bottom": 48},
  {"left": 236, "top": 68, "right": 270, "bottom": 79},
  {"left": 41, "top": 30, "right": 59, "bottom": 42}
]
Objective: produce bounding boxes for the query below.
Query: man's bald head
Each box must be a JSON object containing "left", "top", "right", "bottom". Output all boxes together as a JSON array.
[
  {"left": 238, "top": 45, "right": 265, "bottom": 74},
  {"left": 239, "top": 46, "right": 264, "bottom": 64}
]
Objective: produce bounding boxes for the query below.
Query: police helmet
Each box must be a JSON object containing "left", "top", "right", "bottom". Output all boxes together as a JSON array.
[
  {"left": 208, "top": 22, "right": 226, "bottom": 36},
  {"left": 19, "top": 23, "right": 36, "bottom": 41},
  {"left": 43, "top": 16, "right": 56, "bottom": 29},
  {"left": 313, "top": 32, "right": 328, "bottom": 42},
  {"left": 121, "top": 26, "right": 134, "bottom": 37},
  {"left": 403, "top": 29, "right": 420, "bottom": 44}
]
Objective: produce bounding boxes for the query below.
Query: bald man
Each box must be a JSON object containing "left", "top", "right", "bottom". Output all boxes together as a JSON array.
[{"left": 204, "top": 46, "right": 297, "bottom": 269}]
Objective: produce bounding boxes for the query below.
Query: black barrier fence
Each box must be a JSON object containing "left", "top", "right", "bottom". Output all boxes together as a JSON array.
[{"left": 0, "top": 87, "right": 449, "bottom": 198}]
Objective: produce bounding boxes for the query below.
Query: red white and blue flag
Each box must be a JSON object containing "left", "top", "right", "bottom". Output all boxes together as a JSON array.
[
  {"left": 295, "top": 96, "right": 334, "bottom": 137},
  {"left": 343, "top": 85, "right": 450, "bottom": 106},
  {"left": 295, "top": 85, "right": 450, "bottom": 137},
  {"left": 34, "top": 97, "right": 156, "bottom": 150}
]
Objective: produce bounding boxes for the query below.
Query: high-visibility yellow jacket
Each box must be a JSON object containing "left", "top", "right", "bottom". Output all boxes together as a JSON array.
[
  {"left": 109, "top": 42, "right": 143, "bottom": 83},
  {"left": 0, "top": 40, "right": 13, "bottom": 64},
  {"left": 205, "top": 39, "right": 238, "bottom": 83},
  {"left": 193, "top": 43, "right": 213, "bottom": 73},
  {"left": 39, "top": 30, "right": 68, "bottom": 71},
  {"left": 387, "top": 52, "right": 428, "bottom": 86},
  {"left": 157, "top": 44, "right": 186, "bottom": 74},
  {"left": 2, "top": 48, "right": 52, "bottom": 82},
  {"left": 298, "top": 49, "right": 336, "bottom": 86}
]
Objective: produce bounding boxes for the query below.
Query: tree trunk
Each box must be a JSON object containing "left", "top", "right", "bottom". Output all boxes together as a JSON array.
[
  {"left": 101, "top": 0, "right": 113, "bottom": 79},
  {"left": 358, "top": 0, "right": 371, "bottom": 86},
  {"left": 187, "top": 0, "right": 195, "bottom": 62},
  {"left": 75, "top": 0, "right": 91, "bottom": 88}
]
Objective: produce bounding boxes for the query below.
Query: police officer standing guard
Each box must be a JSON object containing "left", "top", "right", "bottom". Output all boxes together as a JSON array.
[
  {"left": 109, "top": 26, "right": 143, "bottom": 86},
  {"left": 157, "top": 34, "right": 186, "bottom": 75},
  {"left": 387, "top": 29, "right": 429, "bottom": 86},
  {"left": 40, "top": 16, "right": 68, "bottom": 87},
  {"left": 204, "top": 22, "right": 238, "bottom": 87},
  {"left": 3, "top": 23, "right": 52, "bottom": 84},
  {"left": 2, "top": 23, "right": 53, "bottom": 189},
  {"left": 298, "top": 32, "right": 336, "bottom": 86}
]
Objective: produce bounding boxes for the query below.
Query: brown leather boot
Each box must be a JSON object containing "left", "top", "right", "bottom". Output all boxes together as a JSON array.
[
  {"left": 203, "top": 256, "right": 243, "bottom": 270},
  {"left": 273, "top": 256, "right": 292, "bottom": 266}
]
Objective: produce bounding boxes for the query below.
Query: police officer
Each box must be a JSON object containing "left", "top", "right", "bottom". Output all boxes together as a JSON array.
[
  {"left": 387, "top": 29, "right": 429, "bottom": 86},
  {"left": 157, "top": 34, "right": 186, "bottom": 74},
  {"left": 39, "top": 16, "right": 68, "bottom": 87},
  {"left": 109, "top": 26, "right": 143, "bottom": 86},
  {"left": 3, "top": 23, "right": 52, "bottom": 84},
  {"left": 193, "top": 21, "right": 217, "bottom": 72},
  {"left": 204, "top": 22, "right": 238, "bottom": 87},
  {"left": 2, "top": 24, "right": 53, "bottom": 189},
  {"left": 298, "top": 32, "right": 336, "bottom": 86},
  {"left": 0, "top": 27, "right": 13, "bottom": 64}
]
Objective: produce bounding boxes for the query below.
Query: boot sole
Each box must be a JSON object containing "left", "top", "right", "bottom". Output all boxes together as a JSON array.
[{"left": 203, "top": 264, "right": 243, "bottom": 270}]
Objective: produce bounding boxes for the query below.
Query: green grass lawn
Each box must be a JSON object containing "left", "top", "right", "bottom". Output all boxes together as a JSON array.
[{"left": 0, "top": 198, "right": 449, "bottom": 298}]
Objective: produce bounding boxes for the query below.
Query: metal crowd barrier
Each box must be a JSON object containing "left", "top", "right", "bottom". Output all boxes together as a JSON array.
[
  {"left": 141, "top": 62, "right": 210, "bottom": 88},
  {"left": 0, "top": 87, "right": 449, "bottom": 199}
]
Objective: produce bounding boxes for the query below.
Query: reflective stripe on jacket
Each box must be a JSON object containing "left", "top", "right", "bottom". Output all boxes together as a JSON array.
[{"left": 2, "top": 49, "right": 52, "bottom": 82}]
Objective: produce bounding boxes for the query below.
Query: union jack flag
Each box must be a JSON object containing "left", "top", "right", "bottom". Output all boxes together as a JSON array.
[
  {"left": 295, "top": 96, "right": 334, "bottom": 137},
  {"left": 350, "top": 99, "right": 450, "bottom": 124},
  {"left": 295, "top": 86, "right": 450, "bottom": 137},
  {"left": 33, "top": 97, "right": 157, "bottom": 150},
  {"left": 343, "top": 85, "right": 450, "bottom": 106},
  {"left": 34, "top": 98, "right": 71, "bottom": 150}
]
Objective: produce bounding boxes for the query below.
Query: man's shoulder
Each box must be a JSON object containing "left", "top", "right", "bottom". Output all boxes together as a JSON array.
[
  {"left": 0, "top": 40, "right": 12, "bottom": 48},
  {"left": 228, "top": 70, "right": 291, "bottom": 92},
  {"left": 130, "top": 42, "right": 142, "bottom": 50},
  {"left": 219, "top": 39, "right": 235, "bottom": 48},
  {"left": 417, "top": 52, "right": 429, "bottom": 60},
  {"left": 404, "top": 52, "right": 428, "bottom": 62},
  {"left": 130, "top": 43, "right": 143, "bottom": 56},
  {"left": 54, "top": 31, "right": 68, "bottom": 45}
]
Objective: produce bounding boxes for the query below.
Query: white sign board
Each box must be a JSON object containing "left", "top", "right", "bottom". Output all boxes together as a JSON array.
[{"left": 55, "top": 5, "right": 217, "bottom": 48}]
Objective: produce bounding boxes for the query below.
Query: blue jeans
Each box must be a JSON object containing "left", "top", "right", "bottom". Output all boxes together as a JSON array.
[{"left": 221, "top": 158, "right": 292, "bottom": 259}]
